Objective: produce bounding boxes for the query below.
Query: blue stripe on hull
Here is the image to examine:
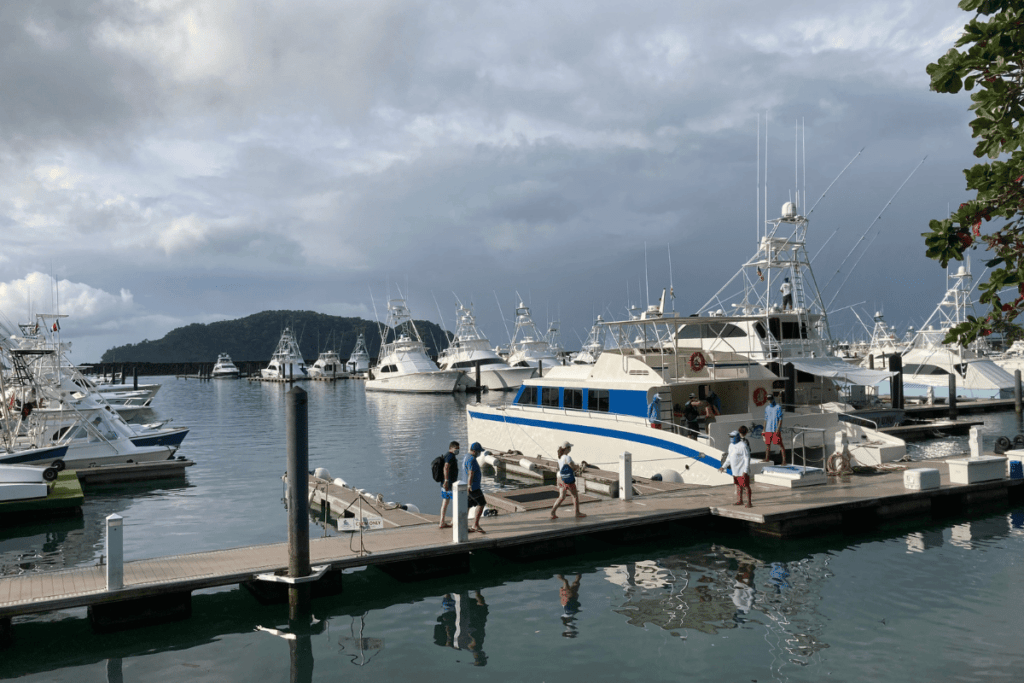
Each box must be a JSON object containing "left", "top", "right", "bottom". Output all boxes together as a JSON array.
[
  {"left": 0, "top": 445, "right": 69, "bottom": 465},
  {"left": 130, "top": 429, "right": 189, "bottom": 449},
  {"left": 468, "top": 409, "right": 722, "bottom": 469}
]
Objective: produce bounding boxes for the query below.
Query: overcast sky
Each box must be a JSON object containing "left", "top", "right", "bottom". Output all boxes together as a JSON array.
[{"left": 0, "top": 0, "right": 986, "bottom": 361}]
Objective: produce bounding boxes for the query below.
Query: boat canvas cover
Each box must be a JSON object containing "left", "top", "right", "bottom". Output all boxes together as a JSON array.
[{"left": 788, "top": 357, "right": 895, "bottom": 386}]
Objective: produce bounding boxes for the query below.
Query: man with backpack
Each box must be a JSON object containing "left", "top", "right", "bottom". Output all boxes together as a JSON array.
[{"left": 437, "top": 441, "right": 460, "bottom": 529}]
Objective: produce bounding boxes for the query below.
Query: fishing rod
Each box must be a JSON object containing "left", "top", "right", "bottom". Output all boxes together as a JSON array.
[
  {"left": 809, "top": 148, "right": 866, "bottom": 263},
  {"left": 823, "top": 157, "right": 927, "bottom": 310},
  {"left": 493, "top": 291, "right": 513, "bottom": 344}
]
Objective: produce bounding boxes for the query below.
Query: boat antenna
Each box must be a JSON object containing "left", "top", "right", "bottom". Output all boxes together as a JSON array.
[
  {"left": 808, "top": 148, "right": 866, "bottom": 262},
  {"left": 368, "top": 286, "right": 385, "bottom": 352},
  {"left": 667, "top": 243, "right": 675, "bottom": 313},
  {"left": 795, "top": 119, "right": 799, "bottom": 211},
  {"left": 644, "top": 242, "right": 650, "bottom": 309},
  {"left": 764, "top": 110, "right": 768, "bottom": 246},
  {"left": 802, "top": 117, "right": 807, "bottom": 215},
  {"left": 756, "top": 114, "right": 760, "bottom": 244},
  {"left": 824, "top": 157, "right": 927, "bottom": 309},
  {"left": 493, "top": 291, "right": 512, "bottom": 343},
  {"left": 431, "top": 291, "right": 452, "bottom": 343}
]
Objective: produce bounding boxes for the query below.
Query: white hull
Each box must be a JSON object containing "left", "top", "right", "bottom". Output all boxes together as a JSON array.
[
  {"left": 212, "top": 370, "right": 239, "bottom": 379},
  {"left": 365, "top": 370, "right": 463, "bottom": 393},
  {"left": 457, "top": 366, "right": 537, "bottom": 391}
]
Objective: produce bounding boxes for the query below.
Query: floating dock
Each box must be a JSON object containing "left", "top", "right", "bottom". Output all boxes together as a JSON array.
[
  {"left": 0, "top": 472, "right": 83, "bottom": 525},
  {"left": 71, "top": 459, "right": 194, "bottom": 486},
  {"left": 1, "top": 455, "right": 1021, "bottom": 641}
]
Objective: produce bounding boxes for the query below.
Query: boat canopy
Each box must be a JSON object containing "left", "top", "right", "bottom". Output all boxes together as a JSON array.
[{"left": 787, "top": 357, "right": 895, "bottom": 386}]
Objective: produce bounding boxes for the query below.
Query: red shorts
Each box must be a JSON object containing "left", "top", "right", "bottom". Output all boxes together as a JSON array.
[
  {"left": 763, "top": 431, "right": 782, "bottom": 445},
  {"left": 733, "top": 474, "right": 750, "bottom": 487},
  {"left": 651, "top": 423, "right": 662, "bottom": 429},
  {"left": 558, "top": 481, "right": 577, "bottom": 492}
]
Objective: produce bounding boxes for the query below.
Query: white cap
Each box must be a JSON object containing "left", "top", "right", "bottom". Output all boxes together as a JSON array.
[{"left": 560, "top": 441, "right": 573, "bottom": 449}]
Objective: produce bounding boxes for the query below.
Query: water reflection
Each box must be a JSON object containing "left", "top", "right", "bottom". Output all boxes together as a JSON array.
[
  {"left": 433, "top": 590, "right": 488, "bottom": 666},
  {"left": 556, "top": 574, "right": 582, "bottom": 637}
]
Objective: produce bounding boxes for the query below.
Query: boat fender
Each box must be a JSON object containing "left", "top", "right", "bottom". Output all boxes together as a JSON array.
[
  {"left": 401, "top": 503, "right": 421, "bottom": 514},
  {"left": 658, "top": 469, "right": 683, "bottom": 483},
  {"left": 42, "top": 466, "right": 59, "bottom": 482},
  {"left": 313, "top": 467, "right": 332, "bottom": 481},
  {"left": 51, "top": 459, "right": 66, "bottom": 472},
  {"left": 518, "top": 458, "right": 539, "bottom": 472},
  {"left": 1014, "top": 434, "right": 1024, "bottom": 449},
  {"left": 994, "top": 436, "right": 1012, "bottom": 455},
  {"left": 333, "top": 477, "right": 348, "bottom": 488},
  {"left": 650, "top": 473, "right": 663, "bottom": 482},
  {"left": 482, "top": 455, "right": 500, "bottom": 467}
]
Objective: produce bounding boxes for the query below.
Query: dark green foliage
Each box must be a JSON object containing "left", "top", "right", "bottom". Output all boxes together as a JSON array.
[
  {"left": 924, "top": 0, "right": 1024, "bottom": 344},
  {"left": 100, "top": 310, "right": 452, "bottom": 362}
]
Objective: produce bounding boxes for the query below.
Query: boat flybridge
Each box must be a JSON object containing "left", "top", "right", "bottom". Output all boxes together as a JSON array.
[
  {"left": 437, "top": 304, "right": 535, "bottom": 391},
  {"left": 365, "top": 299, "right": 464, "bottom": 393},
  {"left": 571, "top": 316, "right": 606, "bottom": 365},
  {"left": 212, "top": 352, "right": 240, "bottom": 378},
  {"left": 890, "top": 263, "right": 1014, "bottom": 399},
  {"left": 261, "top": 328, "right": 309, "bottom": 380},
  {"left": 505, "top": 302, "right": 561, "bottom": 374},
  {"left": 346, "top": 334, "right": 371, "bottom": 374},
  {"left": 310, "top": 350, "right": 350, "bottom": 379}
]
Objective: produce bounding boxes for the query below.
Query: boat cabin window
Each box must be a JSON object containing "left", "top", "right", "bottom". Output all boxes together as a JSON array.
[
  {"left": 541, "top": 387, "right": 559, "bottom": 407},
  {"left": 754, "top": 322, "right": 766, "bottom": 339},
  {"left": 675, "top": 323, "right": 746, "bottom": 339},
  {"left": 903, "top": 364, "right": 950, "bottom": 376},
  {"left": 380, "top": 364, "right": 398, "bottom": 373},
  {"left": 587, "top": 389, "right": 610, "bottom": 412},
  {"left": 452, "top": 358, "right": 507, "bottom": 369},
  {"left": 516, "top": 387, "right": 538, "bottom": 405},
  {"left": 564, "top": 388, "right": 583, "bottom": 410},
  {"left": 797, "top": 370, "right": 815, "bottom": 383}
]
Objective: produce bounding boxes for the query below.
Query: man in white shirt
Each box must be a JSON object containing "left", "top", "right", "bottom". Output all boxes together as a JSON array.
[
  {"left": 780, "top": 277, "right": 793, "bottom": 310},
  {"left": 719, "top": 430, "right": 752, "bottom": 507}
]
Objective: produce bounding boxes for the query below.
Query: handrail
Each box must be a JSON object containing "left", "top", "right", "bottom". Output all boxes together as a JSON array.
[{"left": 789, "top": 426, "right": 826, "bottom": 471}]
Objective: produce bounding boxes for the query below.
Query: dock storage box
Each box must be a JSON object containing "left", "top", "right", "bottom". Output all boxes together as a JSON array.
[
  {"left": 946, "top": 456, "right": 1006, "bottom": 485},
  {"left": 904, "top": 468, "right": 941, "bottom": 491}
]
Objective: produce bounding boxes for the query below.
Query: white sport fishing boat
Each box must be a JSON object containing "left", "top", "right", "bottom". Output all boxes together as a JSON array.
[
  {"left": 437, "top": 305, "right": 535, "bottom": 391},
  {"left": 505, "top": 302, "right": 561, "bottom": 375},
  {"left": 572, "top": 316, "right": 605, "bottom": 365},
  {"left": 365, "top": 299, "right": 463, "bottom": 393},
  {"left": 310, "top": 350, "right": 350, "bottom": 379},
  {"left": 261, "top": 328, "right": 309, "bottom": 380},
  {"left": 211, "top": 353, "right": 240, "bottom": 378},
  {"left": 346, "top": 334, "right": 371, "bottom": 374}
]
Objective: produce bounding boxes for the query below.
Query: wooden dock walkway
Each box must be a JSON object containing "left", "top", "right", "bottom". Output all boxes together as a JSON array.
[{"left": 2, "top": 457, "right": 1022, "bottom": 629}]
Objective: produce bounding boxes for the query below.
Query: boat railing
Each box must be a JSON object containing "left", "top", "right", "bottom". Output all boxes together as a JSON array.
[{"left": 789, "top": 426, "right": 826, "bottom": 470}]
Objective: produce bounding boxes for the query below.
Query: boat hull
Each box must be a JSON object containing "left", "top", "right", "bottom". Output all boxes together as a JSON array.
[
  {"left": 365, "top": 371, "right": 463, "bottom": 394},
  {"left": 130, "top": 427, "right": 189, "bottom": 450},
  {"left": 0, "top": 444, "right": 69, "bottom": 466},
  {"left": 456, "top": 366, "right": 537, "bottom": 391}
]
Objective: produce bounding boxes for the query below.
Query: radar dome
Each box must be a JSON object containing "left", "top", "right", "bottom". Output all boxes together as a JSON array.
[{"left": 781, "top": 202, "right": 797, "bottom": 218}]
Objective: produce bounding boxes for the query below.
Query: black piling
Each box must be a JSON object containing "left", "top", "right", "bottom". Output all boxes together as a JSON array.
[
  {"left": 133, "top": 366, "right": 138, "bottom": 390},
  {"left": 476, "top": 360, "right": 482, "bottom": 403},
  {"left": 1016, "top": 370, "right": 1022, "bottom": 414},
  {"left": 286, "top": 386, "right": 310, "bottom": 620},
  {"left": 949, "top": 374, "right": 958, "bottom": 420},
  {"left": 783, "top": 362, "right": 795, "bottom": 412},
  {"left": 868, "top": 354, "right": 874, "bottom": 370},
  {"left": 889, "top": 354, "right": 904, "bottom": 410}
]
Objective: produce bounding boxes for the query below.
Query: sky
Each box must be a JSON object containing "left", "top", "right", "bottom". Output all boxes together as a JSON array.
[{"left": 0, "top": 0, "right": 989, "bottom": 361}]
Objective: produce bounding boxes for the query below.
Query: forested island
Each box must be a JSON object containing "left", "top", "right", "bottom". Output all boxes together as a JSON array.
[{"left": 100, "top": 310, "right": 451, "bottom": 363}]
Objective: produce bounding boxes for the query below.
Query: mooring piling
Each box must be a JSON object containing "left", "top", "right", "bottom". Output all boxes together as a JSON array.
[
  {"left": 105, "top": 514, "right": 123, "bottom": 591},
  {"left": 286, "top": 386, "right": 310, "bottom": 619},
  {"left": 619, "top": 452, "right": 633, "bottom": 501},
  {"left": 949, "top": 374, "right": 958, "bottom": 420}
]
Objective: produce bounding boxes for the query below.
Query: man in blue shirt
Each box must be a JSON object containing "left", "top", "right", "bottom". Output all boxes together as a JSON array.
[
  {"left": 438, "top": 441, "right": 459, "bottom": 529},
  {"left": 464, "top": 442, "right": 487, "bottom": 533},
  {"left": 648, "top": 393, "right": 662, "bottom": 429},
  {"left": 763, "top": 394, "right": 787, "bottom": 465}
]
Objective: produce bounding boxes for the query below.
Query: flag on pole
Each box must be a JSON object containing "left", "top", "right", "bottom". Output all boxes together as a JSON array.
[
  {"left": 52, "top": 320, "right": 60, "bottom": 332},
  {"left": 756, "top": 267, "right": 764, "bottom": 282}
]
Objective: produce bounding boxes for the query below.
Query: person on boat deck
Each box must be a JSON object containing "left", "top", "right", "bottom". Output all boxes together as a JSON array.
[
  {"left": 438, "top": 441, "right": 459, "bottom": 529},
  {"left": 550, "top": 441, "right": 586, "bottom": 519},
  {"left": 463, "top": 442, "right": 487, "bottom": 533},
  {"left": 648, "top": 393, "right": 662, "bottom": 429},
  {"left": 780, "top": 277, "right": 793, "bottom": 310},
  {"left": 763, "top": 394, "right": 787, "bottom": 466},
  {"left": 683, "top": 393, "right": 711, "bottom": 438},
  {"left": 719, "top": 430, "right": 752, "bottom": 507},
  {"left": 706, "top": 387, "right": 722, "bottom": 416}
]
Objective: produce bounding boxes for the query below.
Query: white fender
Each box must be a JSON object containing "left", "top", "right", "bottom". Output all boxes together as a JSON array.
[
  {"left": 333, "top": 477, "right": 348, "bottom": 488},
  {"left": 313, "top": 467, "right": 331, "bottom": 481},
  {"left": 658, "top": 469, "right": 683, "bottom": 483},
  {"left": 519, "top": 458, "right": 539, "bottom": 472}
]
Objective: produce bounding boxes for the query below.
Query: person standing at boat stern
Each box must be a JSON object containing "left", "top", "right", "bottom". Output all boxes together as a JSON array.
[
  {"left": 464, "top": 442, "right": 487, "bottom": 533},
  {"left": 780, "top": 277, "right": 793, "bottom": 310},
  {"left": 551, "top": 441, "right": 586, "bottom": 519},
  {"left": 720, "top": 430, "right": 752, "bottom": 507},
  {"left": 438, "top": 441, "right": 459, "bottom": 529},
  {"left": 763, "top": 394, "right": 787, "bottom": 466},
  {"left": 648, "top": 392, "right": 662, "bottom": 429}
]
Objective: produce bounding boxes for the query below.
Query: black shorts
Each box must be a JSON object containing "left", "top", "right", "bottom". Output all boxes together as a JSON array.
[{"left": 467, "top": 489, "right": 487, "bottom": 509}]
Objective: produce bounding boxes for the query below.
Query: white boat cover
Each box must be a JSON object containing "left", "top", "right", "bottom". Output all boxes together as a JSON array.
[{"left": 788, "top": 357, "right": 896, "bottom": 386}]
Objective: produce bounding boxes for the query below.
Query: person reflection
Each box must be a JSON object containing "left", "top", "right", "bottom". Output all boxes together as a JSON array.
[
  {"left": 732, "top": 562, "right": 756, "bottom": 622},
  {"left": 557, "top": 574, "right": 582, "bottom": 638},
  {"left": 433, "top": 591, "right": 488, "bottom": 666}
]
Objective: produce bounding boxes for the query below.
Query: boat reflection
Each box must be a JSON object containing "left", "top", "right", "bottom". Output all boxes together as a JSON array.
[{"left": 433, "top": 590, "right": 488, "bottom": 666}]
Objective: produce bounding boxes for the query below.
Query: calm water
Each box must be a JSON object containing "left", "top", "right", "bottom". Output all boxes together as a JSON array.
[{"left": 2, "top": 378, "right": 1023, "bottom": 681}]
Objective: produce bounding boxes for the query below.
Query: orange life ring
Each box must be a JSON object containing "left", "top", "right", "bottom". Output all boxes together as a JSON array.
[
  {"left": 689, "top": 351, "right": 706, "bottom": 373},
  {"left": 753, "top": 387, "right": 768, "bottom": 407}
]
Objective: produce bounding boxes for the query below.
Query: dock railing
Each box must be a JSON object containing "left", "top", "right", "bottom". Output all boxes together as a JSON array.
[{"left": 790, "top": 426, "right": 826, "bottom": 472}]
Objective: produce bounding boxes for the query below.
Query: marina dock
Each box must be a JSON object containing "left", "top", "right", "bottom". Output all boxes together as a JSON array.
[{"left": 2, "top": 457, "right": 1022, "bottom": 639}]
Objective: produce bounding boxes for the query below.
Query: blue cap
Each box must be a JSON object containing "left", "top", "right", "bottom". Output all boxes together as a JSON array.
[{"left": 470, "top": 442, "right": 483, "bottom": 453}]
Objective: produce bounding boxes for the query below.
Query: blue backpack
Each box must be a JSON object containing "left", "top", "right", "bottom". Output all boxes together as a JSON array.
[{"left": 559, "top": 462, "right": 576, "bottom": 484}]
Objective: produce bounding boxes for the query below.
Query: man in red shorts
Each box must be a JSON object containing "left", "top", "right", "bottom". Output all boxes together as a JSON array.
[{"left": 763, "top": 393, "right": 787, "bottom": 466}]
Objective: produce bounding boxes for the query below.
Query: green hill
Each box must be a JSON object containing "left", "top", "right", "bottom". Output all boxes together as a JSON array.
[{"left": 100, "top": 310, "right": 452, "bottom": 362}]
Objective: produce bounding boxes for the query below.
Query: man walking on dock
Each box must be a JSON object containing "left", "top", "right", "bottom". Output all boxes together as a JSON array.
[
  {"left": 438, "top": 441, "right": 459, "bottom": 529},
  {"left": 464, "top": 442, "right": 487, "bottom": 533},
  {"left": 550, "top": 441, "right": 586, "bottom": 519},
  {"left": 720, "top": 430, "right": 752, "bottom": 507},
  {"left": 764, "top": 394, "right": 787, "bottom": 466}
]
